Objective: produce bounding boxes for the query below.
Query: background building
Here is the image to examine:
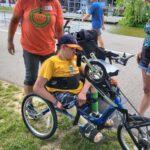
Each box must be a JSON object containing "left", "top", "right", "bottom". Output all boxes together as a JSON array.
[{"left": 60, "top": 0, "right": 107, "bottom": 13}]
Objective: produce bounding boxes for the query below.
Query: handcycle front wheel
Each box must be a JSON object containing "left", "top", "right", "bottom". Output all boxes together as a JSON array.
[
  {"left": 84, "top": 60, "right": 108, "bottom": 83},
  {"left": 22, "top": 93, "right": 57, "bottom": 140},
  {"left": 117, "top": 116, "right": 150, "bottom": 150}
]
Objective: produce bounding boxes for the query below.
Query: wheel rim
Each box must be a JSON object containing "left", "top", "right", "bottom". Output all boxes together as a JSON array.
[
  {"left": 121, "top": 125, "right": 150, "bottom": 150},
  {"left": 120, "top": 126, "right": 139, "bottom": 150},
  {"left": 87, "top": 64, "right": 105, "bottom": 83},
  {"left": 23, "top": 95, "right": 54, "bottom": 138}
]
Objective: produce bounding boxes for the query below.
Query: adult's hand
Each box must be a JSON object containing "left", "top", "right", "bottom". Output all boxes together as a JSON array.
[{"left": 8, "top": 41, "right": 15, "bottom": 55}]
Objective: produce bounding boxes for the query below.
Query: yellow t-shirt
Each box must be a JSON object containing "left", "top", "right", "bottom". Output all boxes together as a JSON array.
[{"left": 39, "top": 55, "right": 83, "bottom": 94}]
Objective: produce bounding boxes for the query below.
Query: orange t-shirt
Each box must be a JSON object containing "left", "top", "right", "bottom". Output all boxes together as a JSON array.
[{"left": 14, "top": 0, "right": 64, "bottom": 55}]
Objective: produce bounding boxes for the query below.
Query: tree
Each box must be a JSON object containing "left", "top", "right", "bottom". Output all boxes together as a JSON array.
[{"left": 121, "top": 0, "right": 150, "bottom": 27}]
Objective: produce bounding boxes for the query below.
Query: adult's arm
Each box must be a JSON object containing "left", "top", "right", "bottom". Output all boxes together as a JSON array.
[
  {"left": 7, "top": 13, "right": 20, "bottom": 55},
  {"left": 55, "top": 0, "right": 64, "bottom": 39},
  {"left": 83, "top": 3, "right": 95, "bottom": 21},
  {"left": 33, "top": 76, "right": 63, "bottom": 109},
  {"left": 78, "top": 63, "right": 92, "bottom": 106},
  {"left": 78, "top": 79, "right": 92, "bottom": 106},
  {"left": 82, "top": 14, "right": 90, "bottom": 21}
]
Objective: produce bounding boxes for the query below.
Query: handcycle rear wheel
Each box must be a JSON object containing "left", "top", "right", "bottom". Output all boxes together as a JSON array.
[
  {"left": 22, "top": 93, "right": 57, "bottom": 140},
  {"left": 117, "top": 116, "right": 150, "bottom": 150}
]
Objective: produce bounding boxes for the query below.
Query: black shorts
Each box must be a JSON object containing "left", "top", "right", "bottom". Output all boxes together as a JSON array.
[
  {"left": 23, "top": 50, "right": 54, "bottom": 86},
  {"left": 139, "top": 46, "right": 150, "bottom": 75}
]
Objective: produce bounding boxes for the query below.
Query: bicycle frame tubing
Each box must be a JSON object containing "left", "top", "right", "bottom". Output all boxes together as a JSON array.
[
  {"left": 77, "top": 96, "right": 125, "bottom": 125},
  {"left": 118, "top": 110, "right": 150, "bottom": 148}
]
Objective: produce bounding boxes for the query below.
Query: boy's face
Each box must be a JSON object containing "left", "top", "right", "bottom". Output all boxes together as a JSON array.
[{"left": 62, "top": 45, "right": 76, "bottom": 60}]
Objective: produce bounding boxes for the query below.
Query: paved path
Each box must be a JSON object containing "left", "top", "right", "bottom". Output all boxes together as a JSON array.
[
  {"left": 0, "top": 20, "right": 150, "bottom": 117},
  {"left": 0, "top": 11, "right": 122, "bottom": 24}
]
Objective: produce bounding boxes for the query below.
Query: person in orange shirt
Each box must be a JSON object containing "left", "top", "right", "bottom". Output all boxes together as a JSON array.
[{"left": 7, "top": 0, "right": 64, "bottom": 95}]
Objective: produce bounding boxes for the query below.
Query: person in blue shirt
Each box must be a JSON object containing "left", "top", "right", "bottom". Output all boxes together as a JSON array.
[
  {"left": 83, "top": 0, "right": 105, "bottom": 48},
  {"left": 137, "top": 20, "right": 150, "bottom": 116}
]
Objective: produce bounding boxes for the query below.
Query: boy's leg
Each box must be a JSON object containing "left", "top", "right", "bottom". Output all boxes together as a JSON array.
[
  {"left": 67, "top": 106, "right": 103, "bottom": 143},
  {"left": 53, "top": 92, "right": 103, "bottom": 143},
  {"left": 90, "top": 87, "right": 114, "bottom": 127},
  {"left": 90, "top": 86, "right": 99, "bottom": 115}
]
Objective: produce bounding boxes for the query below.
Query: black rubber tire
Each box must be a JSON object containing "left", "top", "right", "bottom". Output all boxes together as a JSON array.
[
  {"left": 117, "top": 115, "right": 150, "bottom": 150},
  {"left": 21, "top": 93, "right": 57, "bottom": 140},
  {"left": 118, "top": 125, "right": 132, "bottom": 150}
]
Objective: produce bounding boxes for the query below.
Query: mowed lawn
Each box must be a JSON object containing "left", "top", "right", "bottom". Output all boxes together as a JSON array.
[{"left": 0, "top": 80, "right": 121, "bottom": 150}]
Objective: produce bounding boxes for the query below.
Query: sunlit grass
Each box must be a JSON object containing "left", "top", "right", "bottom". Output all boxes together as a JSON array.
[{"left": 0, "top": 80, "right": 124, "bottom": 150}]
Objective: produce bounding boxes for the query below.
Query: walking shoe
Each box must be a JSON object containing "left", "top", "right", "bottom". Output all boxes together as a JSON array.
[
  {"left": 26, "top": 103, "right": 37, "bottom": 119},
  {"left": 79, "top": 123, "right": 103, "bottom": 143},
  {"left": 104, "top": 118, "right": 114, "bottom": 127}
]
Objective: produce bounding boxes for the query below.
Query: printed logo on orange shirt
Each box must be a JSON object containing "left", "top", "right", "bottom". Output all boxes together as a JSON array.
[{"left": 29, "top": 8, "right": 51, "bottom": 28}]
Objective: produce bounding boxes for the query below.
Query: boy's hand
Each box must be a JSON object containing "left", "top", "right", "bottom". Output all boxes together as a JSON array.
[
  {"left": 137, "top": 52, "right": 142, "bottom": 64},
  {"left": 55, "top": 101, "right": 63, "bottom": 109}
]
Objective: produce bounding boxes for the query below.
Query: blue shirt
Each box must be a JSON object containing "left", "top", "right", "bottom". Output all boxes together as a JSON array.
[{"left": 88, "top": 2, "right": 103, "bottom": 29}]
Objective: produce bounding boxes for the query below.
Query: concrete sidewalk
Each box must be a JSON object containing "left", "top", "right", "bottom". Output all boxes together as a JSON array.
[{"left": 0, "top": 21, "right": 149, "bottom": 117}]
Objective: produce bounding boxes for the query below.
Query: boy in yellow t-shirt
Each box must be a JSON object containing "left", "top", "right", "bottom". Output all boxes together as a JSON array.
[{"left": 33, "top": 34, "right": 103, "bottom": 143}]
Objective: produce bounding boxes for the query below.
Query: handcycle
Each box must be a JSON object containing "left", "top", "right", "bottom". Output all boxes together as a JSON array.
[{"left": 21, "top": 30, "right": 150, "bottom": 149}]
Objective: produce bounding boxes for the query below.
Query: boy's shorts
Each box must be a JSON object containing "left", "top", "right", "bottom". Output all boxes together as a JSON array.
[
  {"left": 139, "top": 46, "right": 150, "bottom": 75},
  {"left": 53, "top": 92, "right": 91, "bottom": 109},
  {"left": 53, "top": 92, "right": 77, "bottom": 109}
]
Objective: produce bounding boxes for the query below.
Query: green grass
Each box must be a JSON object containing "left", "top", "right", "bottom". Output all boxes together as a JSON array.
[
  {"left": 0, "top": 80, "right": 122, "bottom": 150},
  {"left": 61, "top": 129, "right": 121, "bottom": 150},
  {"left": 0, "top": 6, "right": 13, "bottom": 12}
]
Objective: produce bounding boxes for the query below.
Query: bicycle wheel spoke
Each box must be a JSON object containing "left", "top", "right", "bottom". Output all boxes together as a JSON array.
[{"left": 22, "top": 95, "right": 56, "bottom": 138}]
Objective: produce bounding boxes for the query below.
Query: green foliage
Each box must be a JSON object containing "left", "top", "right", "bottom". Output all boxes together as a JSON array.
[
  {"left": 120, "top": 0, "right": 150, "bottom": 27},
  {"left": 115, "top": 0, "right": 125, "bottom": 7},
  {"left": 0, "top": 6, "right": 13, "bottom": 12}
]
